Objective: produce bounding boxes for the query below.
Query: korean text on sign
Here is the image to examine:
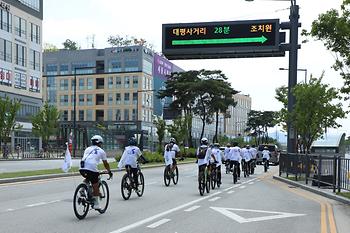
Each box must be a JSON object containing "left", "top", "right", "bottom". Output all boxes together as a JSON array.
[
  {"left": 172, "top": 27, "right": 207, "bottom": 36},
  {"left": 250, "top": 24, "right": 273, "bottom": 33}
]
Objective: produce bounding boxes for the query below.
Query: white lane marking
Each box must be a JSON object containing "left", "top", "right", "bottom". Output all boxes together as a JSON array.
[
  {"left": 239, "top": 185, "right": 246, "bottom": 189},
  {"left": 227, "top": 190, "right": 235, "bottom": 194},
  {"left": 26, "top": 202, "right": 46, "bottom": 207},
  {"left": 184, "top": 175, "right": 195, "bottom": 178},
  {"left": 6, "top": 208, "right": 14, "bottom": 211},
  {"left": 147, "top": 181, "right": 157, "bottom": 185},
  {"left": 210, "top": 207, "right": 306, "bottom": 223},
  {"left": 223, "top": 178, "right": 258, "bottom": 192},
  {"left": 109, "top": 191, "right": 222, "bottom": 233},
  {"left": 248, "top": 182, "right": 254, "bottom": 185},
  {"left": 184, "top": 205, "right": 200, "bottom": 212},
  {"left": 208, "top": 197, "right": 221, "bottom": 202},
  {"left": 147, "top": 219, "right": 171, "bottom": 228}
]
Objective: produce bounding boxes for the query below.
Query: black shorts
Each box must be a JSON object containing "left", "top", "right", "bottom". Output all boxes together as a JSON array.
[
  {"left": 172, "top": 158, "right": 177, "bottom": 166},
  {"left": 80, "top": 169, "right": 99, "bottom": 184}
]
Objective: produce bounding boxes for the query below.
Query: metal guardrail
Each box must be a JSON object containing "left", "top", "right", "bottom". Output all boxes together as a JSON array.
[{"left": 279, "top": 153, "right": 350, "bottom": 192}]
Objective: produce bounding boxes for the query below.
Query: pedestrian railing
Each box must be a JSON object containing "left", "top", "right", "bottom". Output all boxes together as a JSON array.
[{"left": 279, "top": 153, "right": 350, "bottom": 192}]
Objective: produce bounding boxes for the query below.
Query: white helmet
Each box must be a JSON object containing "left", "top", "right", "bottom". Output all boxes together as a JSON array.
[
  {"left": 91, "top": 135, "right": 104, "bottom": 144},
  {"left": 201, "top": 137, "right": 208, "bottom": 145}
]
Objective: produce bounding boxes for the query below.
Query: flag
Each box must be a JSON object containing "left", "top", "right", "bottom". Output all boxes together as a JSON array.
[{"left": 62, "top": 143, "right": 72, "bottom": 173}]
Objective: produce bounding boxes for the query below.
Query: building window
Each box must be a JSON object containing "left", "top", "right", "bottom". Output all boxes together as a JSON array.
[
  {"left": 115, "top": 76, "right": 121, "bottom": 88},
  {"left": 18, "top": 0, "right": 40, "bottom": 12},
  {"left": 107, "top": 109, "right": 113, "bottom": 121},
  {"left": 46, "top": 64, "right": 57, "bottom": 75},
  {"left": 87, "top": 78, "right": 93, "bottom": 90},
  {"left": 132, "top": 76, "right": 138, "bottom": 88},
  {"left": 108, "top": 93, "right": 113, "bottom": 104},
  {"left": 79, "top": 110, "right": 84, "bottom": 121},
  {"left": 0, "top": 9, "right": 12, "bottom": 32},
  {"left": 96, "top": 78, "right": 104, "bottom": 89},
  {"left": 29, "top": 49, "right": 40, "bottom": 71},
  {"left": 14, "top": 16, "right": 26, "bottom": 38},
  {"left": 115, "top": 109, "right": 121, "bottom": 121},
  {"left": 108, "top": 77, "right": 113, "bottom": 89},
  {"left": 79, "top": 94, "right": 85, "bottom": 105},
  {"left": 124, "top": 76, "right": 130, "bottom": 88},
  {"left": 62, "top": 110, "right": 68, "bottom": 121},
  {"left": 60, "top": 95, "right": 68, "bottom": 106},
  {"left": 115, "top": 93, "right": 121, "bottom": 104},
  {"left": 143, "top": 59, "right": 152, "bottom": 75},
  {"left": 14, "top": 72, "right": 27, "bottom": 89},
  {"left": 30, "top": 22, "right": 40, "bottom": 44},
  {"left": 133, "top": 92, "right": 138, "bottom": 105},
  {"left": 78, "top": 78, "right": 84, "bottom": 90},
  {"left": 132, "top": 109, "right": 136, "bottom": 121},
  {"left": 70, "top": 94, "right": 75, "bottom": 105},
  {"left": 124, "top": 109, "right": 129, "bottom": 121},
  {"left": 60, "top": 64, "right": 69, "bottom": 75},
  {"left": 72, "top": 62, "right": 95, "bottom": 74},
  {"left": 125, "top": 58, "right": 138, "bottom": 72},
  {"left": 0, "top": 68, "right": 12, "bottom": 86},
  {"left": 15, "top": 44, "right": 26, "bottom": 67},
  {"left": 124, "top": 93, "right": 130, "bottom": 105},
  {"left": 29, "top": 76, "right": 40, "bottom": 92},
  {"left": 0, "top": 38, "right": 12, "bottom": 62},
  {"left": 60, "top": 79, "right": 68, "bottom": 90},
  {"left": 108, "top": 59, "right": 122, "bottom": 72},
  {"left": 96, "top": 94, "right": 104, "bottom": 105},
  {"left": 87, "top": 94, "right": 93, "bottom": 106},
  {"left": 86, "top": 110, "right": 93, "bottom": 121}
]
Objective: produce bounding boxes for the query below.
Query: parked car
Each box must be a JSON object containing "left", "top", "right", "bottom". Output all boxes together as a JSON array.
[{"left": 257, "top": 144, "right": 280, "bottom": 165}]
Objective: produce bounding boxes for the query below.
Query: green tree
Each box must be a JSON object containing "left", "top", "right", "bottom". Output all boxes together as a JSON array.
[
  {"left": 107, "top": 34, "right": 154, "bottom": 50},
  {"left": 275, "top": 74, "right": 346, "bottom": 153},
  {"left": 158, "top": 71, "right": 199, "bottom": 147},
  {"left": 304, "top": 0, "right": 350, "bottom": 104},
  {"left": 0, "top": 97, "right": 21, "bottom": 151},
  {"left": 63, "top": 39, "right": 79, "bottom": 50},
  {"left": 32, "top": 103, "right": 60, "bottom": 151},
  {"left": 167, "top": 116, "right": 188, "bottom": 147},
  {"left": 43, "top": 43, "right": 58, "bottom": 52},
  {"left": 246, "top": 110, "right": 277, "bottom": 145},
  {"left": 153, "top": 116, "right": 166, "bottom": 153}
]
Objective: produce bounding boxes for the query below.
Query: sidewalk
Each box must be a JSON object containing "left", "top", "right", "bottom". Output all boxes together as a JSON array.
[{"left": 273, "top": 175, "right": 350, "bottom": 205}]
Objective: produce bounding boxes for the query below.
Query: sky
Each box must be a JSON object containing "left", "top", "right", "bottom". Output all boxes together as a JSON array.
[{"left": 43, "top": 0, "right": 349, "bottom": 136}]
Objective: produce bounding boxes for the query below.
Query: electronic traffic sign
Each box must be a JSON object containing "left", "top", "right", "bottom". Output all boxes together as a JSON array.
[{"left": 162, "top": 19, "right": 284, "bottom": 59}]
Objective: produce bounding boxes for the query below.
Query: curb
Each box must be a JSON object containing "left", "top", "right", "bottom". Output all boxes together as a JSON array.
[
  {"left": 273, "top": 175, "right": 350, "bottom": 205},
  {"left": 0, "top": 160, "right": 195, "bottom": 185}
]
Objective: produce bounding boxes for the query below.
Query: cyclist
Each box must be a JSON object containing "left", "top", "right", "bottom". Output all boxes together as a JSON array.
[
  {"left": 230, "top": 142, "right": 242, "bottom": 178},
  {"left": 118, "top": 137, "right": 145, "bottom": 188},
  {"left": 262, "top": 146, "right": 270, "bottom": 169},
  {"left": 224, "top": 143, "right": 231, "bottom": 170},
  {"left": 165, "top": 137, "right": 180, "bottom": 175},
  {"left": 241, "top": 145, "right": 252, "bottom": 177},
  {"left": 164, "top": 141, "right": 175, "bottom": 175},
  {"left": 196, "top": 138, "right": 211, "bottom": 188},
  {"left": 211, "top": 143, "right": 223, "bottom": 185},
  {"left": 249, "top": 145, "right": 258, "bottom": 174},
  {"left": 79, "top": 135, "right": 113, "bottom": 210}
]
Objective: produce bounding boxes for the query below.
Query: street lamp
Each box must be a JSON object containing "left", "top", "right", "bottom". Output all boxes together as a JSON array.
[
  {"left": 246, "top": 0, "right": 300, "bottom": 153},
  {"left": 279, "top": 67, "right": 307, "bottom": 83},
  {"left": 73, "top": 66, "right": 95, "bottom": 158}
]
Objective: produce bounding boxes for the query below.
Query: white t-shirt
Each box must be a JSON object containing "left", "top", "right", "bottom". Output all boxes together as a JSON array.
[
  {"left": 262, "top": 149, "right": 270, "bottom": 160},
  {"left": 212, "top": 148, "right": 222, "bottom": 167},
  {"left": 164, "top": 143, "right": 180, "bottom": 159},
  {"left": 164, "top": 146, "right": 175, "bottom": 166},
  {"left": 250, "top": 147, "right": 258, "bottom": 159},
  {"left": 230, "top": 146, "right": 241, "bottom": 162},
  {"left": 224, "top": 147, "right": 231, "bottom": 160},
  {"left": 196, "top": 145, "right": 212, "bottom": 166},
  {"left": 241, "top": 148, "right": 251, "bottom": 162},
  {"left": 80, "top": 145, "right": 107, "bottom": 172},
  {"left": 118, "top": 146, "right": 142, "bottom": 169}
]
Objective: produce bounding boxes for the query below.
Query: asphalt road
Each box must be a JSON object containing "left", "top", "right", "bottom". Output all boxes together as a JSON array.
[{"left": 0, "top": 164, "right": 349, "bottom": 233}]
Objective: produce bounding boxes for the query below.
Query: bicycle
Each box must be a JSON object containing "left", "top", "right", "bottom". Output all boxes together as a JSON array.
[
  {"left": 242, "top": 160, "right": 250, "bottom": 178},
  {"left": 198, "top": 165, "right": 211, "bottom": 196},
  {"left": 263, "top": 158, "right": 269, "bottom": 172},
  {"left": 225, "top": 160, "right": 231, "bottom": 174},
  {"left": 121, "top": 163, "right": 145, "bottom": 200},
  {"left": 164, "top": 165, "right": 179, "bottom": 186},
  {"left": 231, "top": 161, "right": 239, "bottom": 184},
  {"left": 73, "top": 171, "right": 111, "bottom": 220},
  {"left": 209, "top": 163, "right": 217, "bottom": 189},
  {"left": 250, "top": 159, "right": 256, "bottom": 175}
]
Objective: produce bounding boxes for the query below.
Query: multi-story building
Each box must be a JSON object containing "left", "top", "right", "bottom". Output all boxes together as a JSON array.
[
  {"left": 0, "top": 0, "right": 43, "bottom": 151},
  {"left": 225, "top": 94, "right": 252, "bottom": 137},
  {"left": 43, "top": 46, "right": 183, "bottom": 152}
]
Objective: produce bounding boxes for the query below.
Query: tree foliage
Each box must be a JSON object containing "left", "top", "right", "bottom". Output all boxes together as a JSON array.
[
  {"left": 0, "top": 97, "right": 21, "bottom": 146},
  {"left": 167, "top": 116, "right": 189, "bottom": 147},
  {"left": 304, "top": 0, "right": 350, "bottom": 104},
  {"left": 153, "top": 116, "right": 166, "bottom": 153},
  {"left": 32, "top": 102, "right": 60, "bottom": 150},
  {"left": 63, "top": 39, "right": 80, "bottom": 50},
  {"left": 275, "top": 73, "right": 347, "bottom": 153},
  {"left": 246, "top": 110, "right": 277, "bottom": 145},
  {"left": 43, "top": 43, "right": 59, "bottom": 52},
  {"left": 107, "top": 34, "right": 154, "bottom": 50}
]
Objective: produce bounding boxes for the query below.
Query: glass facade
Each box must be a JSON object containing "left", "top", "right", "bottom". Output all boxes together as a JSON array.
[
  {"left": 0, "top": 9, "right": 12, "bottom": 32},
  {"left": 19, "top": 0, "right": 41, "bottom": 11}
]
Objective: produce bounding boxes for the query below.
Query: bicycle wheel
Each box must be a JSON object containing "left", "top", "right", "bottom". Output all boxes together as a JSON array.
[
  {"left": 98, "top": 180, "right": 109, "bottom": 214},
  {"left": 264, "top": 162, "right": 268, "bottom": 172},
  {"left": 205, "top": 171, "right": 211, "bottom": 193},
  {"left": 172, "top": 167, "right": 179, "bottom": 185},
  {"left": 163, "top": 166, "right": 171, "bottom": 186},
  {"left": 211, "top": 171, "right": 216, "bottom": 190},
  {"left": 233, "top": 167, "right": 238, "bottom": 184},
  {"left": 136, "top": 172, "right": 145, "bottom": 197},
  {"left": 73, "top": 183, "right": 90, "bottom": 220},
  {"left": 121, "top": 174, "right": 132, "bottom": 200},
  {"left": 198, "top": 174, "right": 205, "bottom": 196}
]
